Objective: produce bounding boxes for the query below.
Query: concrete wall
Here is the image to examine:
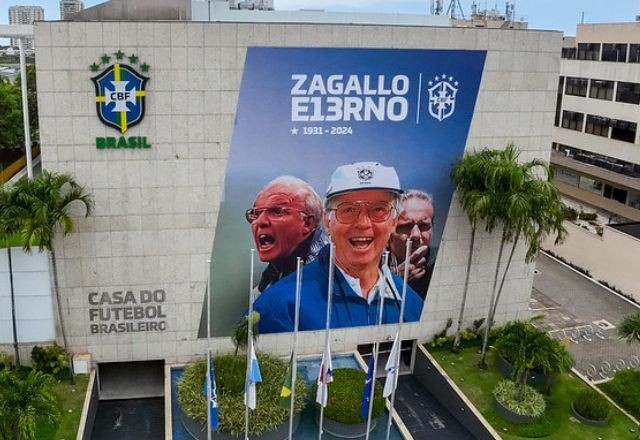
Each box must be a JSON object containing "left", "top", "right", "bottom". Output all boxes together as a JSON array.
[
  {"left": 542, "top": 221, "right": 640, "bottom": 301},
  {"left": 34, "top": 21, "right": 561, "bottom": 364}
]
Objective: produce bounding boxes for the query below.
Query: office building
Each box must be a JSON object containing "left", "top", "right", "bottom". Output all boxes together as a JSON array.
[
  {"left": 8, "top": 5, "right": 43, "bottom": 49},
  {"left": 60, "top": 0, "right": 84, "bottom": 20}
]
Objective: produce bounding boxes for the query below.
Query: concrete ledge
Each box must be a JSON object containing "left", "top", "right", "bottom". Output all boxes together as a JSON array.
[{"left": 76, "top": 369, "right": 97, "bottom": 440}]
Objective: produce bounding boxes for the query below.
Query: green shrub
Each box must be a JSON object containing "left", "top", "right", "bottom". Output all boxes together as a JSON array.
[
  {"left": 178, "top": 353, "right": 306, "bottom": 437},
  {"left": 493, "top": 380, "right": 546, "bottom": 417},
  {"left": 572, "top": 389, "right": 610, "bottom": 421},
  {"left": 313, "top": 368, "right": 384, "bottom": 424},
  {"left": 600, "top": 370, "right": 640, "bottom": 419},
  {"left": 0, "top": 352, "right": 11, "bottom": 370},
  {"left": 31, "top": 344, "right": 68, "bottom": 377},
  {"left": 578, "top": 211, "right": 597, "bottom": 221},
  {"left": 563, "top": 206, "right": 578, "bottom": 222}
]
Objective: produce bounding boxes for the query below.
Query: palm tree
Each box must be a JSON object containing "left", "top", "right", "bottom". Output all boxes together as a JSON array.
[
  {"left": 478, "top": 146, "right": 566, "bottom": 368},
  {"left": 3, "top": 171, "right": 93, "bottom": 351},
  {"left": 231, "top": 311, "right": 260, "bottom": 355},
  {"left": 618, "top": 312, "right": 640, "bottom": 344},
  {"left": 450, "top": 149, "right": 501, "bottom": 351},
  {"left": 0, "top": 369, "right": 61, "bottom": 440}
]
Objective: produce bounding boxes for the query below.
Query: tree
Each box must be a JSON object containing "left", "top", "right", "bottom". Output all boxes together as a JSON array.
[
  {"left": 477, "top": 145, "right": 566, "bottom": 368},
  {"left": 0, "top": 77, "right": 24, "bottom": 150},
  {"left": 3, "top": 172, "right": 93, "bottom": 351},
  {"left": 231, "top": 311, "right": 260, "bottom": 355},
  {"left": 0, "top": 369, "right": 61, "bottom": 440},
  {"left": 495, "top": 321, "right": 573, "bottom": 400},
  {"left": 618, "top": 312, "right": 640, "bottom": 345},
  {"left": 450, "top": 149, "right": 503, "bottom": 351},
  {"left": 0, "top": 186, "right": 20, "bottom": 366}
]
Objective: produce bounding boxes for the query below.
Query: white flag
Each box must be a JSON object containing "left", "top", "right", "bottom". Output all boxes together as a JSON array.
[
  {"left": 316, "top": 340, "right": 333, "bottom": 407},
  {"left": 383, "top": 332, "right": 401, "bottom": 398},
  {"left": 244, "top": 340, "right": 262, "bottom": 410}
]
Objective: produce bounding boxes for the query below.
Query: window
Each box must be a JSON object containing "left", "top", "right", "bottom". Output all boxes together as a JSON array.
[
  {"left": 578, "top": 176, "right": 602, "bottom": 195},
  {"left": 554, "top": 77, "right": 564, "bottom": 127},
  {"left": 561, "top": 47, "right": 577, "bottom": 59},
  {"left": 629, "top": 44, "right": 640, "bottom": 63},
  {"left": 577, "top": 43, "right": 600, "bottom": 60},
  {"left": 616, "top": 81, "right": 640, "bottom": 105},
  {"left": 610, "top": 119, "right": 637, "bottom": 143},
  {"left": 555, "top": 168, "right": 579, "bottom": 186},
  {"left": 561, "top": 111, "right": 584, "bottom": 131},
  {"left": 603, "top": 184, "right": 628, "bottom": 204},
  {"left": 589, "top": 79, "right": 614, "bottom": 100},
  {"left": 601, "top": 43, "right": 627, "bottom": 62},
  {"left": 565, "top": 77, "right": 588, "bottom": 97},
  {"left": 628, "top": 192, "right": 640, "bottom": 209},
  {"left": 585, "top": 115, "right": 610, "bottom": 137}
]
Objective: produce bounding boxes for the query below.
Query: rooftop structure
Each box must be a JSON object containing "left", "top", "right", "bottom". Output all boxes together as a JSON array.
[{"left": 552, "top": 22, "right": 640, "bottom": 222}]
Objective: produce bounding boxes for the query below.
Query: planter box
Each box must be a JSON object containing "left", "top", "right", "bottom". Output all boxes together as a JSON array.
[
  {"left": 492, "top": 396, "right": 540, "bottom": 425},
  {"left": 495, "top": 356, "right": 554, "bottom": 388},
  {"left": 571, "top": 403, "right": 609, "bottom": 427},
  {"left": 314, "top": 411, "right": 376, "bottom": 439},
  {"left": 181, "top": 412, "right": 299, "bottom": 440}
]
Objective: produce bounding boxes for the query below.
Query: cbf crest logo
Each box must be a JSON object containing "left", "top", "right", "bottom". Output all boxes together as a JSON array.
[
  {"left": 90, "top": 51, "right": 150, "bottom": 133},
  {"left": 357, "top": 166, "right": 373, "bottom": 181},
  {"left": 427, "top": 74, "right": 458, "bottom": 122}
]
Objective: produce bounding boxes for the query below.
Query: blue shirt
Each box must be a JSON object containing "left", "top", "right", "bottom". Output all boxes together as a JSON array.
[{"left": 253, "top": 245, "right": 424, "bottom": 334}]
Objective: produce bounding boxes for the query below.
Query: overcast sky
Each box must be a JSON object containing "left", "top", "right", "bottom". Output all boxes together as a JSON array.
[{"left": 1, "top": 0, "right": 639, "bottom": 38}]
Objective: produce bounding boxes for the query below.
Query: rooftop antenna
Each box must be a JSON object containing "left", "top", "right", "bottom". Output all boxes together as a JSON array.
[
  {"left": 431, "top": 0, "right": 444, "bottom": 15},
  {"left": 446, "top": 0, "right": 465, "bottom": 19},
  {"left": 581, "top": 11, "right": 585, "bottom": 24}
]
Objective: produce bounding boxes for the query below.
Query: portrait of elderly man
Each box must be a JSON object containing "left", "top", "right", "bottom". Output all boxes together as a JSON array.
[
  {"left": 253, "top": 162, "right": 424, "bottom": 333},
  {"left": 388, "top": 189, "right": 435, "bottom": 299},
  {"left": 246, "top": 176, "right": 328, "bottom": 293}
]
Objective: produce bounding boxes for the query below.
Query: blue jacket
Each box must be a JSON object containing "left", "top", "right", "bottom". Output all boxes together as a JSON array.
[{"left": 253, "top": 245, "right": 424, "bottom": 334}]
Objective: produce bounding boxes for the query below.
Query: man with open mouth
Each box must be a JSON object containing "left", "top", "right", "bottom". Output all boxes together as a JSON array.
[
  {"left": 253, "top": 162, "right": 424, "bottom": 333},
  {"left": 246, "top": 176, "right": 327, "bottom": 294}
]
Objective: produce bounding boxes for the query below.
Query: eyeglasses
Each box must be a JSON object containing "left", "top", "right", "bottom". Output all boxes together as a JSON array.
[
  {"left": 327, "top": 201, "right": 395, "bottom": 224},
  {"left": 245, "top": 206, "right": 307, "bottom": 223},
  {"left": 396, "top": 221, "right": 432, "bottom": 235}
]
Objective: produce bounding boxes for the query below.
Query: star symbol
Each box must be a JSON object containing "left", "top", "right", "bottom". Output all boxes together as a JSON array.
[
  {"left": 454, "top": 81, "right": 459, "bottom": 86},
  {"left": 128, "top": 54, "right": 139, "bottom": 64},
  {"left": 435, "top": 75, "right": 440, "bottom": 81},
  {"left": 428, "top": 81, "right": 433, "bottom": 86},
  {"left": 140, "top": 62, "right": 150, "bottom": 73},
  {"left": 101, "top": 54, "right": 111, "bottom": 64},
  {"left": 290, "top": 127, "right": 299, "bottom": 135},
  {"left": 441, "top": 73, "right": 447, "bottom": 78},
  {"left": 89, "top": 62, "right": 99, "bottom": 72},
  {"left": 114, "top": 50, "right": 125, "bottom": 60},
  {"left": 448, "top": 76, "right": 453, "bottom": 81}
]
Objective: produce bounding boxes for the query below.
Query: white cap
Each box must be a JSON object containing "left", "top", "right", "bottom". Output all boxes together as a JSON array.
[{"left": 325, "top": 161, "right": 402, "bottom": 200}]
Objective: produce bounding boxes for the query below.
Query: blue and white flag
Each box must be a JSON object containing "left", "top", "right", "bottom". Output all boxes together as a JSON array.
[
  {"left": 383, "top": 332, "right": 401, "bottom": 398},
  {"left": 244, "top": 340, "right": 262, "bottom": 410},
  {"left": 316, "top": 340, "right": 334, "bottom": 407},
  {"left": 203, "top": 356, "right": 219, "bottom": 429},
  {"left": 360, "top": 355, "right": 375, "bottom": 420}
]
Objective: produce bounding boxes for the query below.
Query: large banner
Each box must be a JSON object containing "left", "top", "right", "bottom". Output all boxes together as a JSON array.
[{"left": 200, "top": 47, "right": 486, "bottom": 336}]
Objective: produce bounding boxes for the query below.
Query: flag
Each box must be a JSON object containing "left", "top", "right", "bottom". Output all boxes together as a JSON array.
[
  {"left": 383, "top": 332, "right": 400, "bottom": 398},
  {"left": 244, "top": 341, "right": 262, "bottom": 410},
  {"left": 360, "top": 355, "right": 375, "bottom": 420},
  {"left": 202, "top": 356, "right": 219, "bottom": 429},
  {"left": 316, "top": 341, "right": 334, "bottom": 407},
  {"left": 279, "top": 353, "right": 294, "bottom": 409}
]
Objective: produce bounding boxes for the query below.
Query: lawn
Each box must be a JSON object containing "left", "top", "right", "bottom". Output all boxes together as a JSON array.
[
  {"left": 36, "top": 374, "right": 90, "bottom": 440},
  {"left": 429, "top": 345, "right": 638, "bottom": 439}
]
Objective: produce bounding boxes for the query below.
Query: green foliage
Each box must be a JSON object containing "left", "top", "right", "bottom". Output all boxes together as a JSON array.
[
  {"left": 599, "top": 370, "right": 640, "bottom": 419},
  {"left": 0, "top": 66, "right": 38, "bottom": 150},
  {"left": 493, "top": 379, "right": 546, "bottom": 417},
  {"left": 578, "top": 211, "right": 597, "bottom": 221},
  {"left": 495, "top": 321, "right": 573, "bottom": 398},
  {"left": 313, "top": 368, "right": 384, "bottom": 424},
  {"left": 0, "top": 352, "right": 10, "bottom": 370},
  {"left": 231, "top": 311, "right": 260, "bottom": 355},
  {"left": 0, "top": 369, "right": 61, "bottom": 440},
  {"left": 618, "top": 312, "right": 640, "bottom": 345},
  {"left": 434, "top": 318, "right": 453, "bottom": 339},
  {"left": 563, "top": 206, "right": 578, "bottom": 222},
  {"left": 31, "top": 344, "right": 69, "bottom": 377},
  {"left": 178, "top": 353, "right": 306, "bottom": 437},
  {"left": 572, "top": 389, "right": 610, "bottom": 421}
]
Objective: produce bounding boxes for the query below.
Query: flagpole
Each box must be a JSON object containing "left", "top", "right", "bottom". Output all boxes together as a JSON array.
[
  {"left": 245, "top": 249, "right": 255, "bottom": 440},
  {"left": 207, "top": 259, "right": 212, "bottom": 440},
  {"left": 365, "top": 251, "right": 389, "bottom": 440},
  {"left": 318, "top": 242, "right": 335, "bottom": 440},
  {"left": 385, "top": 240, "right": 412, "bottom": 440},
  {"left": 288, "top": 257, "right": 303, "bottom": 439}
]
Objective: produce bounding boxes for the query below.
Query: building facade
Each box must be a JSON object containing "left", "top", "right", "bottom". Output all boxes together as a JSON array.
[
  {"left": 8, "top": 5, "right": 43, "bottom": 48},
  {"left": 60, "top": 0, "right": 84, "bottom": 20},
  {"left": 553, "top": 23, "right": 640, "bottom": 222},
  {"left": 19, "top": 19, "right": 562, "bottom": 368}
]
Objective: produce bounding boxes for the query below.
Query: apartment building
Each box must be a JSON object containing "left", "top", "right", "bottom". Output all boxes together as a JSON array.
[
  {"left": 8, "top": 5, "right": 43, "bottom": 49},
  {"left": 59, "top": 0, "right": 84, "bottom": 20},
  {"left": 553, "top": 22, "right": 640, "bottom": 222}
]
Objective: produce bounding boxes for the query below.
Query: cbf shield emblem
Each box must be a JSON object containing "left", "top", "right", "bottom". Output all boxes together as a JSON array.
[
  {"left": 92, "top": 63, "right": 149, "bottom": 133},
  {"left": 427, "top": 75, "right": 458, "bottom": 122}
]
